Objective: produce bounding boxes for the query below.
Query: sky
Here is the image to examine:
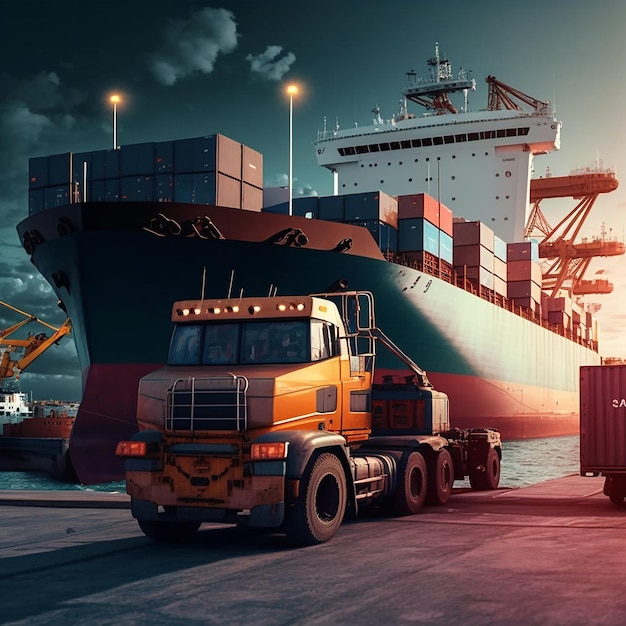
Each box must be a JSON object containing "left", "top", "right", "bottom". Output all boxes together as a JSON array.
[{"left": 1, "top": 0, "right": 626, "bottom": 401}]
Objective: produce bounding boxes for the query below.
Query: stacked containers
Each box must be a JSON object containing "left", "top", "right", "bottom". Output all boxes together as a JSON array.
[
  {"left": 344, "top": 190, "right": 398, "bottom": 253},
  {"left": 453, "top": 220, "right": 495, "bottom": 291},
  {"left": 28, "top": 134, "right": 264, "bottom": 215},
  {"left": 507, "top": 241, "right": 542, "bottom": 314},
  {"left": 542, "top": 294, "right": 573, "bottom": 331},
  {"left": 397, "top": 193, "right": 454, "bottom": 277},
  {"left": 492, "top": 235, "right": 508, "bottom": 298}
]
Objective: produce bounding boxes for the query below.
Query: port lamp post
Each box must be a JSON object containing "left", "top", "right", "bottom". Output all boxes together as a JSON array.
[
  {"left": 110, "top": 94, "right": 121, "bottom": 150},
  {"left": 287, "top": 84, "right": 298, "bottom": 216}
]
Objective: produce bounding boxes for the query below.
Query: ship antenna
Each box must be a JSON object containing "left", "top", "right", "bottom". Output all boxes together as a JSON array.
[
  {"left": 200, "top": 265, "right": 207, "bottom": 306},
  {"left": 227, "top": 269, "right": 235, "bottom": 299}
]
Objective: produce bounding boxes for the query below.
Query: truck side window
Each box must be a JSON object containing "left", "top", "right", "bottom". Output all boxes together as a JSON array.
[
  {"left": 311, "top": 320, "right": 340, "bottom": 361},
  {"left": 169, "top": 325, "right": 202, "bottom": 365}
]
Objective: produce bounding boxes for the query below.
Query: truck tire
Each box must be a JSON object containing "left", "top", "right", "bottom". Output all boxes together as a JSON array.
[
  {"left": 392, "top": 451, "right": 427, "bottom": 515},
  {"left": 426, "top": 449, "right": 454, "bottom": 506},
  {"left": 137, "top": 519, "right": 201, "bottom": 542},
  {"left": 469, "top": 447, "right": 500, "bottom": 490},
  {"left": 604, "top": 475, "right": 625, "bottom": 506},
  {"left": 284, "top": 452, "right": 347, "bottom": 545}
]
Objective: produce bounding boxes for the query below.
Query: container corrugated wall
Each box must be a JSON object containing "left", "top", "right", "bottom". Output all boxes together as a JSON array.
[{"left": 580, "top": 365, "right": 626, "bottom": 472}]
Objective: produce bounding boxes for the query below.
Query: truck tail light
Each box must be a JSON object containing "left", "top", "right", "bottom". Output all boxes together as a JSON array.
[
  {"left": 250, "top": 441, "right": 288, "bottom": 460},
  {"left": 116, "top": 441, "right": 147, "bottom": 457}
]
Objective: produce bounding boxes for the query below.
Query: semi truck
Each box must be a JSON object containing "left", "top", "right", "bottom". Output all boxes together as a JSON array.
[
  {"left": 116, "top": 291, "right": 502, "bottom": 545},
  {"left": 580, "top": 364, "right": 626, "bottom": 505}
]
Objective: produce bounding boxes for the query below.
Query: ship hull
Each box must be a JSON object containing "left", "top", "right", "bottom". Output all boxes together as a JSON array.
[{"left": 18, "top": 202, "right": 600, "bottom": 483}]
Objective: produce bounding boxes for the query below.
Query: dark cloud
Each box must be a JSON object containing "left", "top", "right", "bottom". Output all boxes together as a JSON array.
[
  {"left": 246, "top": 45, "right": 296, "bottom": 81},
  {"left": 149, "top": 7, "right": 239, "bottom": 86}
]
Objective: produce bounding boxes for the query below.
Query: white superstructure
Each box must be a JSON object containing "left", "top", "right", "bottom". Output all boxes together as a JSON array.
[{"left": 314, "top": 44, "right": 561, "bottom": 243}]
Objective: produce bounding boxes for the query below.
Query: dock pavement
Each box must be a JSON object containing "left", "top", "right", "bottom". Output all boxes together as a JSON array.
[{"left": 1, "top": 475, "right": 625, "bottom": 625}]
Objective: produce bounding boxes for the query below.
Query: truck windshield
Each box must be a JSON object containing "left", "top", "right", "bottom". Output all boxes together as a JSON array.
[{"left": 168, "top": 319, "right": 312, "bottom": 366}]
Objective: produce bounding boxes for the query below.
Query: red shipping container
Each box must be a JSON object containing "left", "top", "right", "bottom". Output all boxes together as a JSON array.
[
  {"left": 453, "top": 243, "right": 494, "bottom": 269},
  {"left": 242, "top": 145, "right": 263, "bottom": 188},
  {"left": 507, "top": 259, "right": 542, "bottom": 285},
  {"left": 580, "top": 365, "right": 626, "bottom": 473},
  {"left": 242, "top": 182, "right": 263, "bottom": 212},
  {"left": 507, "top": 279, "right": 541, "bottom": 300},
  {"left": 397, "top": 193, "right": 453, "bottom": 236},
  {"left": 453, "top": 220, "right": 494, "bottom": 251},
  {"left": 216, "top": 172, "right": 241, "bottom": 208},
  {"left": 216, "top": 134, "right": 242, "bottom": 180}
]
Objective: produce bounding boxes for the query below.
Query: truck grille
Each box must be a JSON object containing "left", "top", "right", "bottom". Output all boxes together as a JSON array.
[{"left": 166, "top": 375, "right": 248, "bottom": 432}]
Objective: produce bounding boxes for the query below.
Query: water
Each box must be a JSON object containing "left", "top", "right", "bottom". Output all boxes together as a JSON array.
[{"left": 0, "top": 435, "right": 580, "bottom": 491}]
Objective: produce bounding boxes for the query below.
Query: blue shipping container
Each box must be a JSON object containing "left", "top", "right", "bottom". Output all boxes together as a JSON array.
[
  {"left": 174, "top": 173, "right": 216, "bottom": 204},
  {"left": 398, "top": 218, "right": 440, "bottom": 256},
  {"left": 120, "top": 142, "right": 156, "bottom": 177},
  {"left": 174, "top": 136, "right": 217, "bottom": 174}
]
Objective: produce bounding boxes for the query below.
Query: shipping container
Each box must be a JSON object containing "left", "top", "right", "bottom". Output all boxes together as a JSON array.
[
  {"left": 507, "top": 279, "right": 541, "bottom": 300},
  {"left": 120, "top": 176, "right": 156, "bottom": 202},
  {"left": 493, "top": 256, "right": 507, "bottom": 281},
  {"left": 439, "top": 231, "right": 453, "bottom": 264},
  {"left": 507, "top": 259, "right": 542, "bottom": 285},
  {"left": 174, "top": 136, "right": 217, "bottom": 174},
  {"left": 510, "top": 296, "right": 538, "bottom": 314},
  {"left": 242, "top": 145, "right": 263, "bottom": 188},
  {"left": 90, "top": 179, "right": 120, "bottom": 202},
  {"left": 457, "top": 265, "right": 494, "bottom": 290},
  {"left": 174, "top": 173, "right": 215, "bottom": 204},
  {"left": 493, "top": 275, "right": 507, "bottom": 297},
  {"left": 242, "top": 183, "right": 263, "bottom": 212},
  {"left": 91, "top": 149, "right": 120, "bottom": 181},
  {"left": 155, "top": 141, "right": 174, "bottom": 174},
  {"left": 398, "top": 218, "right": 440, "bottom": 256},
  {"left": 343, "top": 190, "right": 398, "bottom": 228},
  {"left": 156, "top": 174, "right": 175, "bottom": 203},
  {"left": 347, "top": 220, "right": 397, "bottom": 253},
  {"left": 318, "top": 195, "right": 345, "bottom": 221},
  {"left": 44, "top": 184, "right": 71, "bottom": 209},
  {"left": 216, "top": 172, "right": 242, "bottom": 208},
  {"left": 397, "top": 193, "right": 453, "bottom": 236},
  {"left": 29, "top": 156, "right": 48, "bottom": 189},
  {"left": 493, "top": 235, "right": 507, "bottom": 262},
  {"left": 217, "top": 134, "right": 243, "bottom": 180},
  {"left": 28, "top": 188, "right": 44, "bottom": 214},
  {"left": 453, "top": 243, "right": 494, "bottom": 269},
  {"left": 580, "top": 365, "right": 626, "bottom": 480},
  {"left": 47, "top": 152, "right": 72, "bottom": 186},
  {"left": 120, "top": 142, "right": 156, "bottom": 177},
  {"left": 452, "top": 220, "right": 494, "bottom": 251},
  {"left": 507, "top": 240, "right": 539, "bottom": 262}
]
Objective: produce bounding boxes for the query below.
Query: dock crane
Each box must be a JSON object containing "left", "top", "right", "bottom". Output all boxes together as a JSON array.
[
  {"left": 0, "top": 301, "right": 72, "bottom": 381},
  {"left": 525, "top": 167, "right": 623, "bottom": 297}
]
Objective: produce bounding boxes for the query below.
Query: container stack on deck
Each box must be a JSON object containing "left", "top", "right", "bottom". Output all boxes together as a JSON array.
[{"left": 29, "top": 134, "right": 264, "bottom": 213}]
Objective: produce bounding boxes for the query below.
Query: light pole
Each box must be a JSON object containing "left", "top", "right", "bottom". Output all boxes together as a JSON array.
[
  {"left": 286, "top": 84, "right": 298, "bottom": 216},
  {"left": 110, "top": 94, "right": 121, "bottom": 150}
]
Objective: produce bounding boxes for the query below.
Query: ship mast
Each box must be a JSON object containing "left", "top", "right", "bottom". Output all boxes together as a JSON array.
[{"left": 402, "top": 42, "right": 475, "bottom": 114}]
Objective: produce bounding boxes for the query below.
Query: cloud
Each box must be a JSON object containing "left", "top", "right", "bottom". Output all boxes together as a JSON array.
[
  {"left": 246, "top": 45, "right": 296, "bottom": 81},
  {"left": 150, "top": 7, "right": 239, "bottom": 85}
]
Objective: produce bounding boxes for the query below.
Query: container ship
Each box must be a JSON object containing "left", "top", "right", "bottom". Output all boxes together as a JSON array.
[{"left": 16, "top": 45, "right": 619, "bottom": 484}]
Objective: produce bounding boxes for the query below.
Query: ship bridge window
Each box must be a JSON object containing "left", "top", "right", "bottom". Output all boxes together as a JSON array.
[
  {"left": 433, "top": 136, "right": 443, "bottom": 145},
  {"left": 400, "top": 140, "right": 411, "bottom": 149},
  {"left": 518, "top": 127, "right": 530, "bottom": 136},
  {"left": 422, "top": 137, "right": 433, "bottom": 146},
  {"left": 368, "top": 144, "right": 380, "bottom": 152},
  {"left": 390, "top": 141, "right": 400, "bottom": 150},
  {"left": 356, "top": 145, "right": 369, "bottom": 154},
  {"left": 455, "top": 134, "right": 466, "bottom": 142},
  {"left": 506, "top": 128, "right": 517, "bottom": 137},
  {"left": 468, "top": 133, "right": 479, "bottom": 141},
  {"left": 480, "top": 130, "right": 496, "bottom": 139},
  {"left": 497, "top": 129, "right": 506, "bottom": 138},
  {"left": 379, "top": 143, "right": 390, "bottom": 151},
  {"left": 444, "top": 135, "right": 454, "bottom": 144},
  {"left": 411, "top": 139, "right": 422, "bottom": 148}
]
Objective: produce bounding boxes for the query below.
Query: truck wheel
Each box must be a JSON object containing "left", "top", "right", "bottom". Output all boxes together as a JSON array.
[
  {"left": 604, "top": 476, "right": 625, "bottom": 506},
  {"left": 426, "top": 449, "right": 454, "bottom": 506},
  {"left": 392, "top": 451, "right": 427, "bottom": 515},
  {"left": 284, "top": 453, "right": 347, "bottom": 545},
  {"left": 137, "top": 519, "right": 201, "bottom": 542},
  {"left": 469, "top": 447, "right": 500, "bottom": 490}
]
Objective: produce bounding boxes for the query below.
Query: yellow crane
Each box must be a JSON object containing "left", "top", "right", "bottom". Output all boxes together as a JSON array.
[{"left": 0, "top": 300, "right": 72, "bottom": 380}]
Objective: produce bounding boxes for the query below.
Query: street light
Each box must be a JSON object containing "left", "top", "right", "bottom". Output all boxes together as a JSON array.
[
  {"left": 110, "top": 94, "right": 121, "bottom": 150},
  {"left": 286, "top": 84, "right": 298, "bottom": 216}
]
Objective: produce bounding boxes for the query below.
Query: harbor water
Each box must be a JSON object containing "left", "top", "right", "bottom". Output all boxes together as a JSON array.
[{"left": 0, "top": 435, "right": 581, "bottom": 492}]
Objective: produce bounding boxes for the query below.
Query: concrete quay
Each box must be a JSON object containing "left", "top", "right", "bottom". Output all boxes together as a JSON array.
[{"left": 1, "top": 474, "right": 625, "bottom": 625}]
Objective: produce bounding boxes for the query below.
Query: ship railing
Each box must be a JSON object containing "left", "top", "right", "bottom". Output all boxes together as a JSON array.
[
  {"left": 166, "top": 375, "right": 248, "bottom": 432},
  {"left": 387, "top": 251, "right": 598, "bottom": 353}
]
